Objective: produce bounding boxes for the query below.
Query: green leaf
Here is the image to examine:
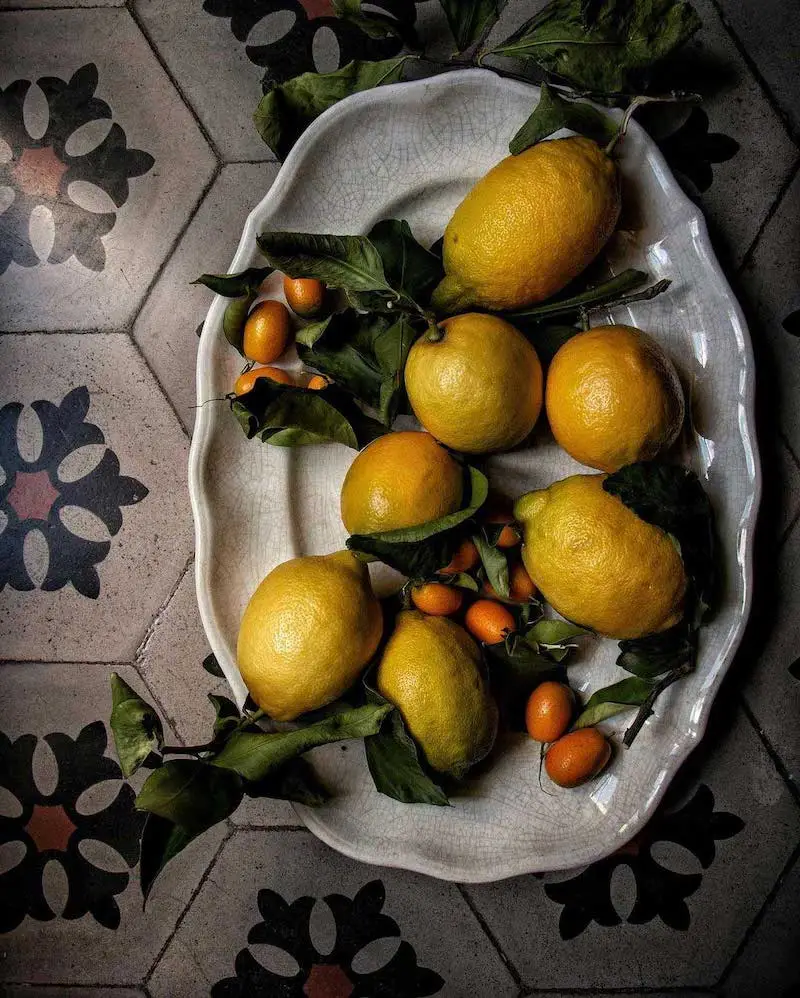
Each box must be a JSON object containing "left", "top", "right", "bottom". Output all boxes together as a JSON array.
[
  {"left": 367, "top": 219, "right": 444, "bottom": 307},
  {"left": 617, "top": 621, "right": 696, "bottom": 678},
  {"left": 526, "top": 619, "right": 590, "bottom": 646},
  {"left": 222, "top": 294, "right": 256, "bottom": 354},
  {"left": 603, "top": 461, "right": 717, "bottom": 615},
  {"left": 574, "top": 675, "right": 656, "bottom": 728},
  {"left": 507, "top": 268, "right": 648, "bottom": 323},
  {"left": 136, "top": 760, "right": 243, "bottom": 833},
  {"left": 109, "top": 673, "right": 164, "bottom": 778},
  {"left": 485, "top": 638, "right": 566, "bottom": 729},
  {"left": 363, "top": 675, "right": 450, "bottom": 805},
  {"left": 473, "top": 532, "right": 510, "bottom": 599},
  {"left": 489, "top": 0, "right": 701, "bottom": 94},
  {"left": 439, "top": 0, "right": 502, "bottom": 52},
  {"left": 257, "top": 230, "right": 394, "bottom": 295},
  {"left": 332, "top": 1, "right": 421, "bottom": 48},
  {"left": 244, "top": 756, "right": 330, "bottom": 807},
  {"left": 347, "top": 466, "right": 489, "bottom": 577},
  {"left": 232, "top": 378, "right": 385, "bottom": 450},
  {"left": 210, "top": 703, "right": 392, "bottom": 783},
  {"left": 509, "top": 83, "right": 616, "bottom": 154},
  {"left": 254, "top": 58, "right": 410, "bottom": 159},
  {"left": 192, "top": 267, "right": 272, "bottom": 298},
  {"left": 209, "top": 694, "right": 240, "bottom": 739},
  {"left": 438, "top": 571, "right": 480, "bottom": 591},
  {"left": 202, "top": 652, "right": 224, "bottom": 678},
  {"left": 139, "top": 813, "right": 196, "bottom": 902}
]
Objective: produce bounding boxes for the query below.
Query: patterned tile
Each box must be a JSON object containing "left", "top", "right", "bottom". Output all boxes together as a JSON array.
[
  {"left": 462, "top": 706, "right": 800, "bottom": 989},
  {"left": 0, "top": 0, "right": 125, "bottom": 8},
  {"left": 714, "top": 0, "right": 800, "bottom": 142},
  {"left": 3, "top": 991, "right": 144, "bottom": 998},
  {"left": 133, "top": 161, "right": 280, "bottom": 434},
  {"left": 0, "top": 8, "right": 215, "bottom": 330},
  {"left": 0, "top": 662, "right": 226, "bottom": 986},
  {"left": 0, "top": 333, "right": 192, "bottom": 661},
  {"left": 722, "top": 848, "right": 800, "bottom": 997},
  {"left": 148, "top": 828, "right": 517, "bottom": 998}
]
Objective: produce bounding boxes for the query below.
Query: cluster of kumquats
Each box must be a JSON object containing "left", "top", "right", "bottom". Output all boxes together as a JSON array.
[
  {"left": 233, "top": 277, "right": 328, "bottom": 394},
  {"left": 409, "top": 498, "right": 611, "bottom": 790}
]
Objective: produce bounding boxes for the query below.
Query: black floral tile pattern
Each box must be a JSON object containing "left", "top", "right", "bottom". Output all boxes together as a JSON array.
[
  {"left": 203, "top": 0, "right": 415, "bottom": 86},
  {"left": 0, "top": 62, "right": 153, "bottom": 274},
  {"left": 0, "top": 720, "right": 144, "bottom": 932},
  {"left": 0, "top": 385, "right": 148, "bottom": 598},
  {"left": 544, "top": 785, "right": 744, "bottom": 939},
  {"left": 212, "top": 879, "right": 444, "bottom": 997}
]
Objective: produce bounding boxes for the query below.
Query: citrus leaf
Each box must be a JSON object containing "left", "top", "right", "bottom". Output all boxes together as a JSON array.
[
  {"left": 332, "top": 1, "right": 421, "bottom": 48},
  {"left": 347, "top": 466, "right": 489, "bottom": 576},
  {"left": 254, "top": 58, "right": 411, "bottom": 159},
  {"left": 244, "top": 756, "right": 330, "bottom": 807},
  {"left": 617, "top": 621, "right": 696, "bottom": 678},
  {"left": 488, "top": 0, "right": 701, "bottom": 94},
  {"left": 509, "top": 82, "right": 616, "bottom": 154},
  {"left": 506, "top": 268, "right": 648, "bottom": 322},
  {"left": 439, "top": 0, "right": 503, "bottom": 52},
  {"left": 573, "top": 675, "right": 656, "bottom": 728},
  {"left": 209, "top": 693, "right": 240, "bottom": 739},
  {"left": 202, "top": 653, "right": 225, "bottom": 677},
  {"left": 485, "top": 639, "right": 566, "bottom": 730},
  {"left": 473, "top": 532, "right": 510, "bottom": 599},
  {"left": 526, "top": 619, "right": 590, "bottom": 646},
  {"left": 438, "top": 571, "right": 480, "bottom": 591},
  {"left": 192, "top": 267, "right": 272, "bottom": 298},
  {"left": 109, "top": 673, "right": 164, "bottom": 778},
  {"left": 257, "top": 230, "right": 393, "bottom": 296},
  {"left": 136, "top": 760, "right": 243, "bottom": 833},
  {"left": 139, "top": 813, "right": 196, "bottom": 902},
  {"left": 363, "top": 675, "right": 450, "bottom": 805},
  {"left": 366, "top": 219, "right": 443, "bottom": 307},
  {"left": 222, "top": 294, "right": 256, "bottom": 354},
  {"left": 210, "top": 703, "right": 392, "bottom": 783}
]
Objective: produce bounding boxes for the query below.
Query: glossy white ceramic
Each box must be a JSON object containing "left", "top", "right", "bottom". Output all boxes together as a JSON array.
[{"left": 189, "top": 69, "right": 760, "bottom": 880}]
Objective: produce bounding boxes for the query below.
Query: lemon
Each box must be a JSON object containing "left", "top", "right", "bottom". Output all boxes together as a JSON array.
[
  {"left": 377, "top": 610, "right": 498, "bottom": 777},
  {"left": 237, "top": 550, "right": 383, "bottom": 720},
  {"left": 341, "top": 431, "right": 463, "bottom": 535},
  {"left": 546, "top": 325, "right": 685, "bottom": 472},
  {"left": 404, "top": 313, "right": 543, "bottom": 454},
  {"left": 432, "top": 137, "right": 621, "bottom": 313},
  {"left": 514, "top": 475, "right": 687, "bottom": 639}
]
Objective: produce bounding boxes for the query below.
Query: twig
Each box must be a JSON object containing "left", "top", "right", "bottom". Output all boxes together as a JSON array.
[{"left": 623, "top": 661, "right": 694, "bottom": 747}]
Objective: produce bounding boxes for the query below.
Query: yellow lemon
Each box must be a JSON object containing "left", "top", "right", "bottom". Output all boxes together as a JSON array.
[
  {"left": 404, "top": 313, "right": 543, "bottom": 454},
  {"left": 514, "top": 475, "right": 687, "bottom": 639},
  {"left": 341, "top": 431, "right": 463, "bottom": 535},
  {"left": 377, "top": 610, "right": 498, "bottom": 777},
  {"left": 432, "top": 137, "right": 621, "bottom": 313},
  {"left": 237, "top": 550, "right": 383, "bottom": 720},
  {"left": 546, "top": 325, "right": 685, "bottom": 472}
]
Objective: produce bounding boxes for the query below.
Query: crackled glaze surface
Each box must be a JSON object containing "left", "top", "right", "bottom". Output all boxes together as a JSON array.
[{"left": 190, "top": 69, "right": 759, "bottom": 879}]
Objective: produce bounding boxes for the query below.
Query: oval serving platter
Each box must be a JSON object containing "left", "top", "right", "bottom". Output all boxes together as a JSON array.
[{"left": 189, "top": 69, "right": 760, "bottom": 881}]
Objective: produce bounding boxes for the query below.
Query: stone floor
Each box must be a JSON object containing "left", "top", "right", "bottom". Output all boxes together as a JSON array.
[{"left": 0, "top": 1, "right": 798, "bottom": 995}]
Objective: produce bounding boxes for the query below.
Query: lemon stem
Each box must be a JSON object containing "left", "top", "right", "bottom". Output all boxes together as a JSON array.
[
  {"left": 605, "top": 91, "right": 702, "bottom": 158},
  {"left": 425, "top": 321, "right": 445, "bottom": 343}
]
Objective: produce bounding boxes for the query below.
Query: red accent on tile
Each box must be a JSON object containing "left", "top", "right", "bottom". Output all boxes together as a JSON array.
[
  {"left": 11, "top": 146, "right": 68, "bottom": 200},
  {"left": 6, "top": 470, "right": 60, "bottom": 522},
  {"left": 303, "top": 964, "right": 355, "bottom": 998},
  {"left": 24, "top": 803, "right": 78, "bottom": 853},
  {"left": 299, "top": 0, "right": 335, "bottom": 20}
]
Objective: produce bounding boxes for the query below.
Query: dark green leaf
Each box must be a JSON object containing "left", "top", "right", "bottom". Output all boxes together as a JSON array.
[
  {"left": 438, "top": 571, "right": 480, "bottom": 591},
  {"left": 244, "top": 756, "right": 330, "bottom": 806},
  {"left": 363, "top": 675, "right": 450, "bottom": 805},
  {"left": 109, "top": 673, "right": 164, "bottom": 779},
  {"left": 192, "top": 267, "right": 272, "bottom": 298},
  {"left": 139, "top": 814, "right": 196, "bottom": 902},
  {"left": 507, "top": 269, "right": 648, "bottom": 322},
  {"left": 209, "top": 694, "right": 240, "bottom": 739},
  {"left": 347, "top": 466, "right": 489, "bottom": 576},
  {"left": 136, "top": 760, "right": 243, "bottom": 833},
  {"left": 257, "top": 230, "right": 394, "bottom": 296},
  {"left": 210, "top": 703, "right": 392, "bottom": 782},
  {"left": 202, "top": 653, "right": 225, "bottom": 678},
  {"left": 509, "top": 83, "right": 616, "bottom": 154},
  {"left": 489, "top": 0, "right": 701, "bottom": 94},
  {"left": 367, "top": 219, "right": 444, "bottom": 307},
  {"left": 232, "top": 377, "right": 385, "bottom": 450},
  {"left": 332, "top": 0, "right": 421, "bottom": 48},
  {"left": 603, "top": 461, "right": 717, "bottom": 614},
  {"left": 439, "top": 0, "right": 502, "bottom": 51},
  {"left": 526, "top": 619, "right": 590, "bottom": 646},
  {"left": 524, "top": 324, "right": 581, "bottom": 365},
  {"left": 222, "top": 294, "right": 256, "bottom": 354},
  {"left": 473, "top": 532, "right": 510, "bottom": 598},
  {"left": 254, "top": 58, "right": 410, "bottom": 159},
  {"left": 617, "top": 621, "right": 696, "bottom": 678},
  {"left": 574, "top": 675, "right": 656, "bottom": 727},
  {"left": 485, "top": 639, "right": 566, "bottom": 729}
]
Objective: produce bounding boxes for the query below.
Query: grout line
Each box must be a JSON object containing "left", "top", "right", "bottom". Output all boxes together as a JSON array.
[
  {"left": 716, "top": 837, "right": 800, "bottom": 988},
  {"left": 0, "top": 328, "right": 127, "bottom": 335},
  {"left": 521, "top": 989, "right": 716, "bottom": 995},
  {"left": 125, "top": 329, "right": 193, "bottom": 440},
  {"left": 0, "top": 658, "right": 139, "bottom": 667},
  {"left": 708, "top": 0, "right": 800, "bottom": 148},
  {"left": 0, "top": 984, "right": 142, "bottom": 990},
  {"left": 125, "top": 0, "right": 224, "bottom": 165},
  {"left": 456, "top": 883, "right": 526, "bottom": 992},
  {"left": 0, "top": 4, "right": 125, "bottom": 10},
  {"left": 222, "top": 158, "right": 280, "bottom": 166},
  {"left": 134, "top": 554, "right": 195, "bottom": 662},
  {"left": 231, "top": 823, "right": 308, "bottom": 832},
  {"left": 736, "top": 155, "right": 800, "bottom": 275},
  {"left": 739, "top": 696, "right": 800, "bottom": 807},
  {"left": 143, "top": 823, "right": 235, "bottom": 985}
]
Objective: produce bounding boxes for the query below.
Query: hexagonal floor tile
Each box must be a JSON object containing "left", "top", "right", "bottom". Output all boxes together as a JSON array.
[
  {"left": 461, "top": 705, "right": 800, "bottom": 990},
  {"left": 132, "top": 0, "right": 411, "bottom": 162},
  {"left": 133, "top": 161, "right": 280, "bottom": 434},
  {"left": 0, "top": 332, "right": 192, "bottom": 661},
  {"left": 0, "top": 8, "right": 216, "bottom": 330},
  {"left": 0, "top": 0, "right": 124, "bottom": 8},
  {"left": 4, "top": 991, "right": 144, "bottom": 998},
  {"left": 0, "top": 661, "right": 226, "bottom": 986},
  {"left": 148, "top": 828, "right": 518, "bottom": 998}
]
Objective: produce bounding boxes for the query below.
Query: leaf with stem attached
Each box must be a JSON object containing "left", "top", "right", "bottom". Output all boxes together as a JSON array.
[
  {"left": 109, "top": 673, "right": 164, "bottom": 778},
  {"left": 509, "top": 82, "right": 616, "bottom": 154},
  {"left": 473, "top": 531, "right": 510, "bottom": 599},
  {"left": 194, "top": 267, "right": 273, "bottom": 354},
  {"left": 440, "top": 0, "right": 503, "bottom": 52},
  {"left": 574, "top": 675, "right": 656, "bottom": 728},
  {"left": 332, "top": 1, "right": 421, "bottom": 48}
]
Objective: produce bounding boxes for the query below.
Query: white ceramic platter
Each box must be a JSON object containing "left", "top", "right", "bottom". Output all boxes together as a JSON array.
[{"left": 189, "top": 69, "right": 760, "bottom": 881}]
